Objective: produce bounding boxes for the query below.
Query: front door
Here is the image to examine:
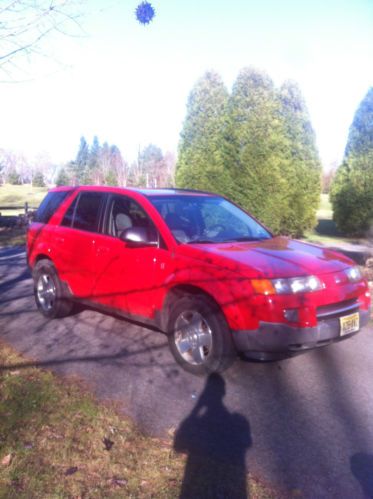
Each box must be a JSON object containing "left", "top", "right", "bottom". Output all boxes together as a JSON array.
[{"left": 91, "top": 194, "right": 162, "bottom": 319}]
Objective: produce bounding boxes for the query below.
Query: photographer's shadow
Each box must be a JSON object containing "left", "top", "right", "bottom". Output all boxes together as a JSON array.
[
  {"left": 174, "top": 373, "right": 252, "bottom": 498},
  {"left": 350, "top": 453, "right": 373, "bottom": 498}
]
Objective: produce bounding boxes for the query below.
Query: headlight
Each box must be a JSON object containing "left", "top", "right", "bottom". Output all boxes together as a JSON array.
[
  {"left": 251, "top": 276, "right": 322, "bottom": 295},
  {"left": 273, "top": 276, "right": 322, "bottom": 294},
  {"left": 345, "top": 266, "right": 362, "bottom": 283}
]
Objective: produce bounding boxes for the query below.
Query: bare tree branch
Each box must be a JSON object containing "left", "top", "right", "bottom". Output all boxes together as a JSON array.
[{"left": 0, "top": 0, "right": 85, "bottom": 80}]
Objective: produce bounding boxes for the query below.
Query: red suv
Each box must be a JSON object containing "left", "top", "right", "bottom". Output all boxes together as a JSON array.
[{"left": 27, "top": 186, "right": 371, "bottom": 374}]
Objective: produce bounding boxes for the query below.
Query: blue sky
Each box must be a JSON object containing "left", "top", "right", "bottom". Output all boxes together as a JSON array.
[{"left": 0, "top": 0, "right": 372, "bottom": 169}]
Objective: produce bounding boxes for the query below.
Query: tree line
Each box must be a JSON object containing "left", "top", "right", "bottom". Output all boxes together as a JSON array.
[
  {"left": 0, "top": 139, "right": 175, "bottom": 189},
  {"left": 57, "top": 137, "right": 175, "bottom": 188},
  {"left": 176, "top": 68, "right": 322, "bottom": 236}
]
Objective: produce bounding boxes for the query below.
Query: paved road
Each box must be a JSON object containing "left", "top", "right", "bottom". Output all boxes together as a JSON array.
[{"left": 1, "top": 246, "right": 373, "bottom": 498}]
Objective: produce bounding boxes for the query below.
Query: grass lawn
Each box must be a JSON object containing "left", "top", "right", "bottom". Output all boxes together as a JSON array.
[
  {"left": 0, "top": 184, "right": 47, "bottom": 247},
  {"left": 0, "top": 342, "right": 275, "bottom": 498},
  {"left": 316, "top": 193, "right": 333, "bottom": 220},
  {"left": 0, "top": 184, "right": 48, "bottom": 215},
  {"left": 304, "top": 194, "right": 370, "bottom": 247}
]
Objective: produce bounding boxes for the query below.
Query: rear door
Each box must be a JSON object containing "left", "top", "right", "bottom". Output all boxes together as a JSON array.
[{"left": 55, "top": 191, "right": 107, "bottom": 298}]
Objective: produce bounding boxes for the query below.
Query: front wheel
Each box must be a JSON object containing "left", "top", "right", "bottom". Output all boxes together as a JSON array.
[
  {"left": 167, "top": 295, "right": 236, "bottom": 375},
  {"left": 33, "top": 259, "right": 73, "bottom": 319}
]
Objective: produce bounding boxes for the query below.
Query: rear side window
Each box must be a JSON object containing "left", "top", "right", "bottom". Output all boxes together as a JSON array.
[
  {"left": 34, "top": 191, "right": 70, "bottom": 224},
  {"left": 72, "top": 192, "right": 105, "bottom": 233},
  {"left": 61, "top": 196, "right": 78, "bottom": 227}
]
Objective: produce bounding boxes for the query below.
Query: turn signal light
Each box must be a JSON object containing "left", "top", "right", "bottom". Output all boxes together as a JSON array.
[{"left": 251, "top": 279, "right": 275, "bottom": 295}]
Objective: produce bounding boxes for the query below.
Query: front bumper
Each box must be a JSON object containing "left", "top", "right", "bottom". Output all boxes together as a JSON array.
[{"left": 232, "top": 309, "right": 371, "bottom": 359}]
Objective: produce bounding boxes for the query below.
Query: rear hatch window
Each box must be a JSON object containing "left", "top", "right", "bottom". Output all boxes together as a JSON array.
[{"left": 34, "top": 191, "right": 71, "bottom": 224}]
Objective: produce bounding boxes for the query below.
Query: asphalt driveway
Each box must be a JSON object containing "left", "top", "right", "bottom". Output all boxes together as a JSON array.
[{"left": 1, "top": 246, "right": 373, "bottom": 498}]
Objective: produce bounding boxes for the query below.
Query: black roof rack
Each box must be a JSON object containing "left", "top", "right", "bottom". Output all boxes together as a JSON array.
[{"left": 138, "top": 187, "right": 218, "bottom": 196}]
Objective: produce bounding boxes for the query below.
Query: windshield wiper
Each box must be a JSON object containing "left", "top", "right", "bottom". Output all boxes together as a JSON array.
[
  {"left": 186, "top": 239, "right": 216, "bottom": 244},
  {"left": 224, "top": 236, "right": 270, "bottom": 242}
]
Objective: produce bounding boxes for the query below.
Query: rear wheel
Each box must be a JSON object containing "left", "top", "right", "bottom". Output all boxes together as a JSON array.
[
  {"left": 33, "top": 260, "right": 73, "bottom": 318},
  {"left": 167, "top": 295, "right": 236, "bottom": 375}
]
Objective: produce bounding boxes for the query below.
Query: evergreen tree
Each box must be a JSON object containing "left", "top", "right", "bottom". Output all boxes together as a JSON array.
[
  {"left": 278, "top": 80, "right": 321, "bottom": 235},
  {"left": 76, "top": 136, "right": 89, "bottom": 167},
  {"left": 7, "top": 168, "right": 22, "bottom": 185},
  {"left": 32, "top": 170, "right": 45, "bottom": 187},
  {"left": 109, "top": 145, "right": 126, "bottom": 186},
  {"left": 100, "top": 141, "right": 111, "bottom": 185},
  {"left": 55, "top": 167, "right": 70, "bottom": 186},
  {"left": 344, "top": 88, "right": 373, "bottom": 157},
  {"left": 331, "top": 88, "right": 373, "bottom": 235},
  {"left": 71, "top": 136, "right": 90, "bottom": 184},
  {"left": 89, "top": 135, "right": 101, "bottom": 183},
  {"left": 227, "top": 67, "right": 290, "bottom": 233},
  {"left": 176, "top": 71, "right": 233, "bottom": 195}
]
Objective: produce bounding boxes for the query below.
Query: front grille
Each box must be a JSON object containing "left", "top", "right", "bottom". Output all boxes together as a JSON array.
[{"left": 316, "top": 299, "right": 359, "bottom": 320}]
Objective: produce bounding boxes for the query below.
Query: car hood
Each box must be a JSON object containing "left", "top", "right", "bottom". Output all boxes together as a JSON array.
[{"left": 178, "top": 236, "right": 354, "bottom": 279}]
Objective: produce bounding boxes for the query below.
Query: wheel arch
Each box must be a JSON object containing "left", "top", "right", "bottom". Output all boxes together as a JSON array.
[
  {"left": 31, "top": 253, "right": 53, "bottom": 271},
  {"left": 159, "top": 284, "right": 227, "bottom": 333}
]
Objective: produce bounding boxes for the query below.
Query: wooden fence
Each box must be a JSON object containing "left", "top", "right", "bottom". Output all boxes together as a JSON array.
[
  {"left": 0, "top": 203, "right": 38, "bottom": 227},
  {"left": 0, "top": 202, "right": 38, "bottom": 215}
]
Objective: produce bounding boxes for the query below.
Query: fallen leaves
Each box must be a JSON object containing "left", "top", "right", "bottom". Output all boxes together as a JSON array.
[
  {"left": 64, "top": 466, "right": 78, "bottom": 476},
  {"left": 1, "top": 453, "right": 12, "bottom": 466},
  {"left": 103, "top": 437, "right": 114, "bottom": 451}
]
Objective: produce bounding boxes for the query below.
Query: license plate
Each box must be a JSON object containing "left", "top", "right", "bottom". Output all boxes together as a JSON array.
[{"left": 340, "top": 313, "right": 359, "bottom": 336}]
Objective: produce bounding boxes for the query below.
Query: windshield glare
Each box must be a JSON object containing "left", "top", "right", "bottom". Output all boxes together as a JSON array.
[{"left": 149, "top": 195, "right": 272, "bottom": 244}]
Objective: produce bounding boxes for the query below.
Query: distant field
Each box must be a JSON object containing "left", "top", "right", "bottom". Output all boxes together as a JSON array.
[{"left": 0, "top": 184, "right": 48, "bottom": 215}]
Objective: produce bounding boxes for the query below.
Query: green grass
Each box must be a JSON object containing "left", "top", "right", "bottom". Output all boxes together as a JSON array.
[
  {"left": 316, "top": 193, "right": 333, "bottom": 220},
  {"left": 304, "top": 194, "right": 369, "bottom": 247},
  {"left": 303, "top": 232, "right": 362, "bottom": 246},
  {"left": 0, "top": 342, "right": 276, "bottom": 498},
  {"left": 0, "top": 184, "right": 47, "bottom": 215},
  {"left": 0, "top": 184, "right": 46, "bottom": 247}
]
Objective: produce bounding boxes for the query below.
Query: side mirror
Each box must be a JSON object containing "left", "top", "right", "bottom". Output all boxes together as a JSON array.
[{"left": 120, "top": 227, "right": 158, "bottom": 247}]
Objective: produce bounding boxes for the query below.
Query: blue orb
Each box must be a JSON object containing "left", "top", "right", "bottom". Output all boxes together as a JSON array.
[{"left": 135, "top": 2, "right": 155, "bottom": 25}]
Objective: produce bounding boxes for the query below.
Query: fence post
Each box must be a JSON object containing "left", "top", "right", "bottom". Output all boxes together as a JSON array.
[{"left": 25, "top": 202, "right": 29, "bottom": 215}]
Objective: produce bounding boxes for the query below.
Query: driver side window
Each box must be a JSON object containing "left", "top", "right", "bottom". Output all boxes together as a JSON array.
[{"left": 106, "top": 195, "right": 156, "bottom": 238}]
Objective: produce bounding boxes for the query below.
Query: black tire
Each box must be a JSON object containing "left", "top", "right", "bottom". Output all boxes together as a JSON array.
[
  {"left": 33, "top": 259, "right": 73, "bottom": 319},
  {"left": 167, "top": 294, "right": 236, "bottom": 375}
]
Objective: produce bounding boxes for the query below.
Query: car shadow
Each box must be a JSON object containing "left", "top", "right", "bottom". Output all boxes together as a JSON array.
[
  {"left": 350, "top": 453, "right": 373, "bottom": 498},
  {"left": 173, "top": 373, "right": 252, "bottom": 498}
]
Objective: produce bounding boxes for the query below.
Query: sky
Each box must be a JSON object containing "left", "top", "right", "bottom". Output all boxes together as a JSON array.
[{"left": 0, "top": 0, "right": 372, "bottom": 169}]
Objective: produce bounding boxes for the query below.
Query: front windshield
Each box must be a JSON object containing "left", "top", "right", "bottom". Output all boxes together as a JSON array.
[{"left": 149, "top": 195, "right": 272, "bottom": 244}]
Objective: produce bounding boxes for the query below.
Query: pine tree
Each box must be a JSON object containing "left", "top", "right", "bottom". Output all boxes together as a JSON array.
[
  {"left": 227, "top": 67, "right": 290, "bottom": 233},
  {"left": 344, "top": 88, "right": 373, "bottom": 157},
  {"left": 331, "top": 88, "right": 373, "bottom": 235},
  {"left": 55, "top": 167, "right": 70, "bottom": 186},
  {"left": 110, "top": 145, "right": 127, "bottom": 186},
  {"left": 32, "top": 170, "right": 45, "bottom": 187},
  {"left": 176, "top": 71, "right": 233, "bottom": 195},
  {"left": 7, "top": 168, "right": 22, "bottom": 185},
  {"left": 71, "top": 136, "right": 90, "bottom": 184},
  {"left": 278, "top": 81, "right": 321, "bottom": 235},
  {"left": 89, "top": 135, "right": 101, "bottom": 183}
]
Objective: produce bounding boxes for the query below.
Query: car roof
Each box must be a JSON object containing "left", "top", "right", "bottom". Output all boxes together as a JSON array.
[{"left": 50, "top": 186, "right": 216, "bottom": 197}]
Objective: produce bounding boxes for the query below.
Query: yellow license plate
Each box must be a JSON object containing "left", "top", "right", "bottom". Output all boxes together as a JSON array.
[{"left": 340, "top": 313, "right": 359, "bottom": 336}]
